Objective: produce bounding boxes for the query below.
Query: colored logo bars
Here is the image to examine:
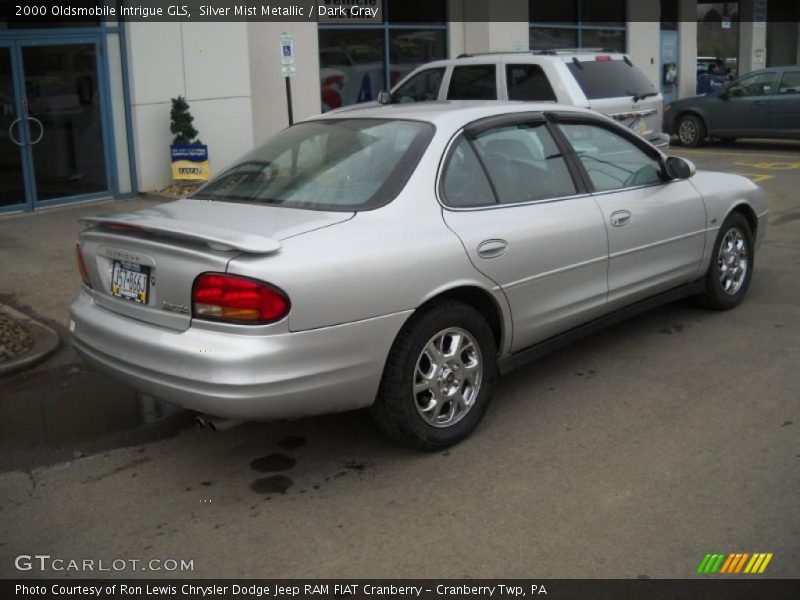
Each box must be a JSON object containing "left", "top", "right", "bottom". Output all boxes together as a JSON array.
[{"left": 697, "top": 552, "right": 774, "bottom": 574}]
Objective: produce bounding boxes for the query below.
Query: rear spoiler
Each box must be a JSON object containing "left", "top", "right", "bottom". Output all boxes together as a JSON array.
[{"left": 80, "top": 214, "right": 282, "bottom": 254}]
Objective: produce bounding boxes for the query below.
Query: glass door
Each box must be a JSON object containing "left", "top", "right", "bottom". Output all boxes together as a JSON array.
[
  {"left": 21, "top": 39, "right": 110, "bottom": 206},
  {"left": 0, "top": 37, "right": 110, "bottom": 212},
  {"left": 0, "top": 42, "right": 29, "bottom": 211}
]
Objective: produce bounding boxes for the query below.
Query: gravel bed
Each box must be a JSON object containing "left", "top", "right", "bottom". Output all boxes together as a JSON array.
[{"left": 0, "top": 312, "right": 34, "bottom": 363}]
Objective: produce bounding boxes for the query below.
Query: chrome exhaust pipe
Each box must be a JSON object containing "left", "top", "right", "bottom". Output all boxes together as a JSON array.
[{"left": 195, "top": 415, "right": 241, "bottom": 432}]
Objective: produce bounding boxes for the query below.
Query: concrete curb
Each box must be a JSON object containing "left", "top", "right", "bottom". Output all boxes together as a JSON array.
[{"left": 0, "top": 304, "right": 61, "bottom": 377}]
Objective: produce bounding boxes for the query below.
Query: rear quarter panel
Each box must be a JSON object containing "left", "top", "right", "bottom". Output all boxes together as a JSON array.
[{"left": 225, "top": 137, "right": 513, "bottom": 353}]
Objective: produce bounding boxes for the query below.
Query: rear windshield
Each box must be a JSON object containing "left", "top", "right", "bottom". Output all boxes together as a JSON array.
[
  {"left": 567, "top": 60, "right": 655, "bottom": 100},
  {"left": 194, "top": 119, "right": 433, "bottom": 212}
]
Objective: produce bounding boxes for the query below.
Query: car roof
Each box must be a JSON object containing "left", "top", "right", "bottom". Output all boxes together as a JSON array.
[
  {"left": 309, "top": 101, "right": 598, "bottom": 129},
  {"left": 408, "top": 51, "right": 629, "bottom": 68}
]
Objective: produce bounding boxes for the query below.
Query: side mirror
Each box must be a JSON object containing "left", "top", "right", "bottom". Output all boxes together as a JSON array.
[
  {"left": 377, "top": 90, "right": 392, "bottom": 105},
  {"left": 665, "top": 156, "right": 695, "bottom": 180}
]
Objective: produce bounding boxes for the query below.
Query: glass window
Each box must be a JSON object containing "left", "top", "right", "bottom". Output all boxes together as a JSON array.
[
  {"left": 529, "top": 2, "right": 577, "bottom": 23},
  {"left": 195, "top": 119, "right": 434, "bottom": 212},
  {"left": 473, "top": 123, "right": 577, "bottom": 204},
  {"left": 319, "top": 23, "right": 447, "bottom": 112},
  {"left": 581, "top": 29, "right": 625, "bottom": 52},
  {"left": 506, "top": 64, "right": 557, "bottom": 101},
  {"left": 442, "top": 140, "right": 496, "bottom": 208},
  {"left": 529, "top": 1, "right": 626, "bottom": 52},
  {"left": 580, "top": 0, "right": 626, "bottom": 26},
  {"left": 319, "top": 29, "right": 384, "bottom": 112},
  {"left": 558, "top": 123, "right": 663, "bottom": 192},
  {"left": 448, "top": 65, "right": 497, "bottom": 100},
  {"left": 530, "top": 28, "right": 578, "bottom": 51},
  {"left": 567, "top": 60, "right": 655, "bottom": 100},
  {"left": 778, "top": 71, "right": 800, "bottom": 94},
  {"left": 728, "top": 72, "right": 777, "bottom": 97},
  {"left": 388, "top": 0, "right": 447, "bottom": 23},
  {"left": 392, "top": 68, "right": 445, "bottom": 103},
  {"left": 388, "top": 29, "right": 447, "bottom": 88}
]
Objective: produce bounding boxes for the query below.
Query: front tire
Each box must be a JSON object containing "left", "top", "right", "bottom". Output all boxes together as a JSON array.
[
  {"left": 698, "top": 213, "right": 754, "bottom": 310},
  {"left": 676, "top": 114, "right": 706, "bottom": 147},
  {"left": 372, "top": 301, "right": 497, "bottom": 450}
]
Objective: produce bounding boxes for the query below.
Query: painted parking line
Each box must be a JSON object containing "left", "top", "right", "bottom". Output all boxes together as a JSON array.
[
  {"left": 734, "top": 161, "right": 800, "bottom": 171},
  {"left": 673, "top": 149, "right": 800, "bottom": 161},
  {"left": 731, "top": 173, "right": 775, "bottom": 184}
]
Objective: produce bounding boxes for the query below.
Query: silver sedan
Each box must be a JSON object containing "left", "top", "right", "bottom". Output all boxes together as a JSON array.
[{"left": 70, "top": 102, "right": 767, "bottom": 449}]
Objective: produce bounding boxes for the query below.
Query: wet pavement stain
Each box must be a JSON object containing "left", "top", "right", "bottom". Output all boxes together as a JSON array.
[
  {"left": 277, "top": 435, "right": 307, "bottom": 450},
  {"left": 343, "top": 461, "right": 367, "bottom": 471},
  {"left": 250, "top": 475, "right": 293, "bottom": 494},
  {"left": 781, "top": 420, "right": 793, "bottom": 427},
  {"left": 250, "top": 453, "right": 296, "bottom": 472}
]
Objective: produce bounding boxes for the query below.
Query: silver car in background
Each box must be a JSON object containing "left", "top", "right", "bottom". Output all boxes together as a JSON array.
[{"left": 70, "top": 102, "right": 767, "bottom": 449}]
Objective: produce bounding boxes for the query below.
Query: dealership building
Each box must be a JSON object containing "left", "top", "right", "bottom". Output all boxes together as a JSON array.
[{"left": 0, "top": 0, "right": 798, "bottom": 214}]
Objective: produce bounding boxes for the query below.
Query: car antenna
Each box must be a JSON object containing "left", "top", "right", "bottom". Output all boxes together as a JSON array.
[{"left": 571, "top": 56, "right": 582, "bottom": 69}]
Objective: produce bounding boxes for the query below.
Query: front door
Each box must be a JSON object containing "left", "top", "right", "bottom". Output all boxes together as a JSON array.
[
  {"left": 554, "top": 119, "right": 707, "bottom": 308},
  {"left": 712, "top": 70, "right": 778, "bottom": 138},
  {"left": 0, "top": 37, "right": 110, "bottom": 213}
]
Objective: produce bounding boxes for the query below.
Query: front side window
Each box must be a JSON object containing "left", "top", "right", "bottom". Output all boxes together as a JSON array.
[
  {"left": 728, "top": 72, "right": 777, "bottom": 98},
  {"left": 447, "top": 65, "right": 497, "bottom": 100},
  {"left": 392, "top": 68, "right": 445, "bottom": 103},
  {"left": 778, "top": 71, "right": 800, "bottom": 94},
  {"left": 506, "top": 65, "right": 557, "bottom": 101},
  {"left": 558, "top": 123, "right": 663, "bottom": 191},
  {"left": 195, "top": 119, "right": 433, "bottom": 212}
]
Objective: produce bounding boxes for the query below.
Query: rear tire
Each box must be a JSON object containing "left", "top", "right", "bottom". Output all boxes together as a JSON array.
[
  {"left": 676, "top": 114, "right": 706, "bottom": 147},
  {"left": 697, "top": 213, "right": 754, "bottom": 310},
  {"left": 372, "top": 300, "right": 496, "bottom": 450}
]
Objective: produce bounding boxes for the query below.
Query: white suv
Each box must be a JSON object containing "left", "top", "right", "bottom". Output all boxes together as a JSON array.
[{"left": 381, "top": 50, "right": 669, "bottom": 151}]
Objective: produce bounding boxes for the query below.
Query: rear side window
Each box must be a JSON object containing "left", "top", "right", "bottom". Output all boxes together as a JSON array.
[
  {"left": 448, "top": 65, "right": 497, "bottom": 100},
  {"left": 506, "top": 64, "right": 557, "bottom": 101},
  {"left": 567, "top": 60, "right": 656, "bottom": 100},
  {"left": 778, "top": 71, "right": 800, "bottom": 94},
  {"left": 442, "top": 140, "right": 496, "bottom": 208},
  {"left": 393, "top": 68, "right": 445, "bottom": 103}
]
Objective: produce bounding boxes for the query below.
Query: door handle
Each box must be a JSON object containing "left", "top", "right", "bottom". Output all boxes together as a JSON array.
[
  {"left": 8, "top": 117, "right": 23, "bottom": 146},
  {"left": 477, "top": 239, "right": 508, "bottom": 259},
  {"left": 610, "top": 210, "right": 632, "bottom": 227},
  {"left": 26, "top": 116, "right": 44, "bottom": 145}
]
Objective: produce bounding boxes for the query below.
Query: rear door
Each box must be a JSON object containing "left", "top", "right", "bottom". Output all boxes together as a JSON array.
[
  {"left": 440, "top": 114, "right": 609, "bottom": 351},
  {"left": 770, "top": 69, "right": 800, "bottom": 137},
  {"left": 552, "top": 116, "right": 706, "bottom": 308}
]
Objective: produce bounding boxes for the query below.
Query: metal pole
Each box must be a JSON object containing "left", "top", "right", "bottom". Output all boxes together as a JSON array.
[{"left": 285, "top": 76, "right": 294, "bottom": 126}]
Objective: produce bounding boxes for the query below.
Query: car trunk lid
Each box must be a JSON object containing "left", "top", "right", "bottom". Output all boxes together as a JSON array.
[{"left": 77, "top": 200, "right": 354, "bottom": 331}]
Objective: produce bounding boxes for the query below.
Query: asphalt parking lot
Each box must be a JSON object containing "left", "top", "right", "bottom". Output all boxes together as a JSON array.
[{"left": 0, "top": 142, "right": 798, "bottom": 579}]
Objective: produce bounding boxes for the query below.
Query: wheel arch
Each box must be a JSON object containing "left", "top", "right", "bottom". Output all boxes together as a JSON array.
[
  {"left": 417, "top": 285, "right": 507, "bottom": 352},
  {"left": 728, "top": 202, "right": 759, "bottom": 241}
]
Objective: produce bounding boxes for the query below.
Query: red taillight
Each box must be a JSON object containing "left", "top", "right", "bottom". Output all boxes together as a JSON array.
[
  {"left": 76, "top": 244, "right": 92, "bottom": 288},
  {"left": 192, "top": 273, "right": 290, "bottom": 324},
  {"left": 595, "top": 55, "right": 613, "bottom": 61}
]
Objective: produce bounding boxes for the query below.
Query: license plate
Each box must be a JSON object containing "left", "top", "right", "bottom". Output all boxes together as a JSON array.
[{"left": 110, "top": 261, "right": 150, "bottom": 304}]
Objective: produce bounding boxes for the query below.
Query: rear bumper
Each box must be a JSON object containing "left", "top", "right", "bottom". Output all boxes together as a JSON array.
[{"left": 69, "top": 290, "right": 410, "bottom": 420}]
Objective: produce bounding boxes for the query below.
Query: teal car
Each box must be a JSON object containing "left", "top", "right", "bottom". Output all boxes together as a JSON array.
[{"left": 665, "top": 66, "right": 800, "bottom": 147}]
